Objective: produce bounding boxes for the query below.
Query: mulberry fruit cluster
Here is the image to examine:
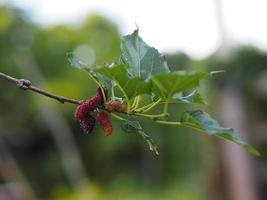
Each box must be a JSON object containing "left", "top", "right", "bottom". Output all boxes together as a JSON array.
[
  {"left": 80, "top": 115, "right": 96, "bottom": 134},
  {"left": 98, "top": 111, "right": 112, "bottom": 136},
  {"left": 74, "top": 95, "right": 102, "bottom": 120},
  {"left": 74, "top": 86, "right": 112, "bottom": 136}
]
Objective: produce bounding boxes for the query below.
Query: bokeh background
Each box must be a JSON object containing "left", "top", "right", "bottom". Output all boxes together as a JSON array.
[{"left": 0, "top": 0, "right": 266, "bottom": 200}]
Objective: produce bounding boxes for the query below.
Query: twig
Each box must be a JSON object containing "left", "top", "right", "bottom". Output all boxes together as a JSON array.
[
  {"left": 0, "top": 71, "right": 167, "bottom": 121},
  {"left": 0, "top": 71, "right": 83, "bottom": 105}
]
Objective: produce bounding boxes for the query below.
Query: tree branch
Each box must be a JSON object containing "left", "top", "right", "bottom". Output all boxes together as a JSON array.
[
  {"left": 0, "top": 71, "right": 165, "bottom": 121},
  {"left": 0, "top": 71, "right": 83, "bottom": 105}
]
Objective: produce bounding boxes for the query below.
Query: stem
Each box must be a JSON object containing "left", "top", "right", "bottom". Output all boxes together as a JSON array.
[
  {"left": 155, "top": 120, "right": 204, "bottom": 132},
  {"left": 116, "top": 84, "right": 131, "bottom": 112},
  {"left": 130, "top": 96, "right": 140, "bottom": 111},
  {"left": 155, "top": 120, "right": 182, "bottom": 125},
  {"left": 134, "top": 96, "right": 140, "bottom": 109},
  {"left": 134, "top": 112, "right": 166, "bottom": 119},
  {"left": 111, "top": 86, "right": 115, "bottom": 99},
  {"left": 30, "top": 86, "right": 83, "bottom": 104},
  {"left": 0, "top": 72, "right": 18, "bottom": 84},
  {"left": 0, "top": 71, "right": 83, "bottom": 105},
  {"left": 131, "top": 96, "right": 138, "bottom": 108},
  {"left": 99, "top": 86, "right": 107, "bottom": 103},
  {"left": 134, "top": 101, "right": 155, "bottom": 112},
  {"left": 87, "top": 72, "right": 107, "bottom": 103},
  {"left": 86, "top": 71, "right": 100, "bottom": 85},
  {"left": 141, "top": 98, "right": 162, "bottom": 113},
  {"left": 163, "top": 101, "right": 169, "bottom": 115},
  {"left": 111, "top": 113, "right": 124, "bottom": 121}
]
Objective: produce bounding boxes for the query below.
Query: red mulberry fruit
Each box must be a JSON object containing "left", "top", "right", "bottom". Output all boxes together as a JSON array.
[
  {"left": 106, "top": 100, "right": 127, "bottom": 113},
  {"left": 80, "top": 114, "right": 96, "bottom": 134},
  {"left": 74, "top": 95, "right": 102, "bottom": 120},
  {"left": 96, "top": 86, "right": 107, "bottom": 104},
  {"left": 98, "top": 111, "right": 112, "bottom": 136}
]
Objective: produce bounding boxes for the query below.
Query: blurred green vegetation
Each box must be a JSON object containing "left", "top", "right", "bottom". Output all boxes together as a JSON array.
[
  {"left": 0, "top": 5, "right": 266, "bottom": 200},
  {"left": 0, "top": 6, "right": 209, "bottom": 199}
]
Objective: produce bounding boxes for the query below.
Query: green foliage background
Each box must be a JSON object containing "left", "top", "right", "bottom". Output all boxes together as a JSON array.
[{"left": 0, "top": 5, "right": 265, "bottom": 200}]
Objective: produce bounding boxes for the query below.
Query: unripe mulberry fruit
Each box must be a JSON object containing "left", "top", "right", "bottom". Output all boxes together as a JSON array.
[
  {"left": 96, "top": 86, "right": 107, "bottom": 104},
  {"left": 74, "top": 95, "right": 102, "bottom": 120},
  {"left": 80, "top": 114, "right": 96, "bottom": 134},
  {"left": 98, "top": 111, "right": 112, "bottom": 136},
  {"left": 106, "top": 100, "right": 127, "bottom": 113}
]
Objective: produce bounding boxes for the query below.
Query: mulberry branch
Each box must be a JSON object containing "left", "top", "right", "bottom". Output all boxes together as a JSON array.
[{"left": 0, "top": 71, "right": 83, "bottom": 105}]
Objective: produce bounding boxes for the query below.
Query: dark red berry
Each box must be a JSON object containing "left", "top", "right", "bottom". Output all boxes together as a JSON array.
[
  {"left": 80, "top": 114, "right": 96, "bottom": 134},
  {"left": 98, "top": 111, "right": 112, "bottom": 136},
  {"left": 74, "top": 95, "right": 102, "bottom": 120},
  {"left": 96, "top": 86, "right": 107, "bottom": 104}
]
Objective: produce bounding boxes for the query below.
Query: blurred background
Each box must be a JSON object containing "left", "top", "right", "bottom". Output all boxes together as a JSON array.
[{"left": 0, "top": 0, "right": 266, "bottom": 199}]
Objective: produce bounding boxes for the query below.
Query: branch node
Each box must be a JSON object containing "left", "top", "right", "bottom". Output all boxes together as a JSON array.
[{"left": 17, "top": 79, "right": 32, "bottom": 90}]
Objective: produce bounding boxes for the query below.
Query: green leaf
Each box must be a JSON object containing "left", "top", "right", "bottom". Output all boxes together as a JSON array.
[
  {"left": 151, "top": 71, "right": 210, "bottom": 100},
  {"left": 67, "top": 52, "right": 112, "bottom": 93},
  {"left": 180, "top": 110, "right": 260, "bottom": 156},
  {"left": 67, "top": 52, "right": 113, "bottom": 91},
  {"left": 121, "top": 29, "right": 170, "bottom": 81},
  {"left": 138, "top": 130, "right": 159, "bottom": 155},
  {"left": 95, "top": 64, "right": 151, "bottom": 100},
  {"left": 121, "top": 116, "right": 142, "bottom": 133},
  {"left": 121, "top": 116, "right": 159, "bottom": 155},
  {"left": 67, "top": 52, "right": 88, "bottom": 69},
  {"left": 89, "top": 70, "right": 113, "bottom": 92},
  {"left": 171, "top": 90, "right": 207, "bottom": 104}
]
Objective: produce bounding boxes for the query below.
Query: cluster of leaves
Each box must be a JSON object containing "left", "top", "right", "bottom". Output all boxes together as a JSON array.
[{"left": 68, "top": 29, "right": 259, "bottom": 156}]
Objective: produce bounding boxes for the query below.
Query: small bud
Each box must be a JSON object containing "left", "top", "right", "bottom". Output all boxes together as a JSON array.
[
  {"left": 106, "top": 100, "right": 127, "bottom": 113},
  {"left": 98, "top": 111, "right": 112, "bottom": 136}
]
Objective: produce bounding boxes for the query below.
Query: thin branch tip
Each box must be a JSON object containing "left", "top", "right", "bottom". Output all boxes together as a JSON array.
[{"left": 0, "top": 71, "right": 83, "bottom": 105}]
